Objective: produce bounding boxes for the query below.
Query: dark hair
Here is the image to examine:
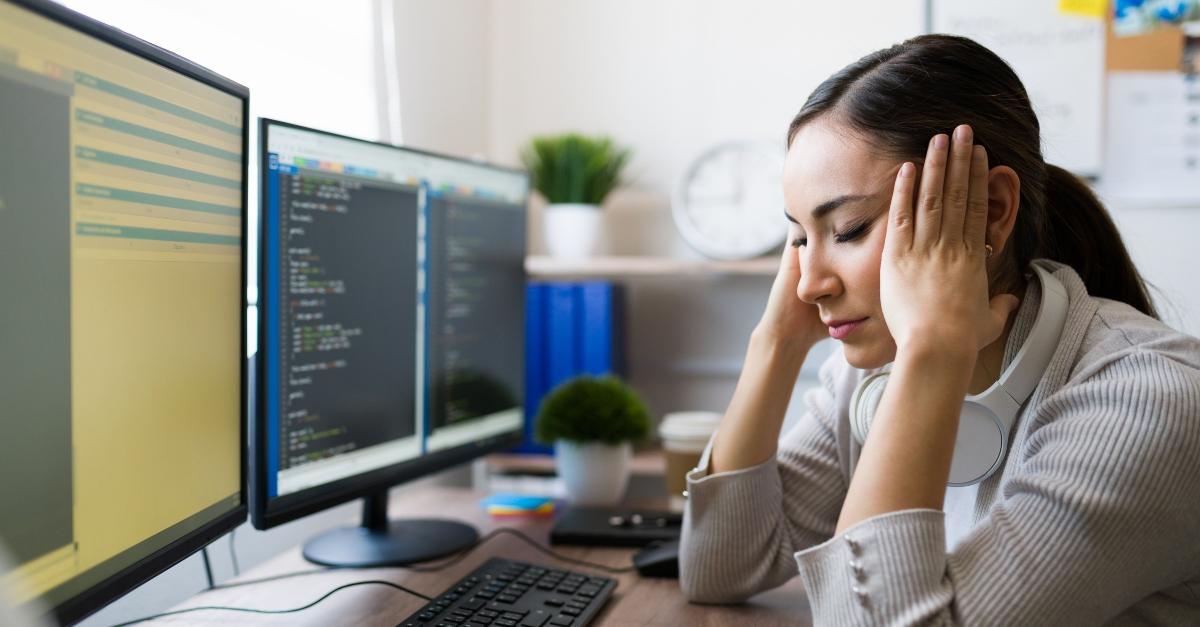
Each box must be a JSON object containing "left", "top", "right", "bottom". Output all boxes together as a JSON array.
[{"left": 787, "top": 34, "right": 1158, "bottom": 319}]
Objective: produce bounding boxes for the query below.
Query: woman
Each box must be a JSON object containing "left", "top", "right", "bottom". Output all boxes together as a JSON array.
[{"left": 679, "top": 34, "right": 1200, "bottom": 625}]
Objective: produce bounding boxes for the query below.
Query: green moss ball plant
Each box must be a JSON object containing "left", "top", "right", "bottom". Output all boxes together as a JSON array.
[{"left": 534, "top": 375, "right": 652, "bottom": 446}]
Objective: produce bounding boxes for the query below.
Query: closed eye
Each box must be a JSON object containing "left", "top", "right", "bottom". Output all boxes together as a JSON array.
[
  {"left": 834, "top": 220, "right": 870, "bottom": 243},
  {"left": 790, "top": 220, "right": 872, "bottom": 248}
]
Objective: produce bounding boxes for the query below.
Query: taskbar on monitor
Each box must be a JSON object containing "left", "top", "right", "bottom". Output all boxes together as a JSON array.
[
  {"left": 273, "top": 407, "right": 524, "bottom": 497},
  {"left": 426, "top": 408, "right": 523, "bottom": 453},
  {"left": 276, "top": 435, "right": 422, "bottom": 497}
]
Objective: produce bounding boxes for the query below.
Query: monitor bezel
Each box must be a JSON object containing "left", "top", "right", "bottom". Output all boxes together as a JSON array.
[
  {"left": 3, "top": 1, "right": 250, "bottom": 624},
  {"left": 252, "top": 118, "right": 529, "bottom": 531}
]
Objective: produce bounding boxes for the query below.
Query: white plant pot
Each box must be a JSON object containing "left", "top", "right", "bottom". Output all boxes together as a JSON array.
[
  {"left": 555, "top": 440, "right": 631, "bottom": 506},
  {"left": 543, "top": 203, "right": 603, "bottom": 259}
]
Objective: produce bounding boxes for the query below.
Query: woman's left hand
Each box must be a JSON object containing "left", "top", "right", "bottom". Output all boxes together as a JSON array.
[{"left": 879, "top": 124, "right": 1019, "bottom": 360}]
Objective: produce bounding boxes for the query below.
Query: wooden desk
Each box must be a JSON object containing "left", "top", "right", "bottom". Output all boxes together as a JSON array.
[{"left": 166, "top": 486, "right": 812, "bottom": 626}]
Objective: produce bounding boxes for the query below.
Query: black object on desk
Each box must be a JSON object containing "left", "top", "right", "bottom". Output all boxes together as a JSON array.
[
  {"left": 632, "top": 539, "right": 680, "bottom": 579},
  {"left": 550, "top": 507, "right": 682, "bottom": 547},
  {"left": 398, "top": 557, "right": 614, "bottom": 627}
]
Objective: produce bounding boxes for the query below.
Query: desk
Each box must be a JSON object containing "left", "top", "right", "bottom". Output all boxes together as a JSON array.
[{"left": 166, "top": 486, "right": 812, "bottom": 626}]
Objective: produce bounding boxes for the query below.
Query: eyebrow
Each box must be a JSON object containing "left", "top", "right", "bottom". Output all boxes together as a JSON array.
[{"left": 784, "top": 194, "right": 872, "bottom": 224}]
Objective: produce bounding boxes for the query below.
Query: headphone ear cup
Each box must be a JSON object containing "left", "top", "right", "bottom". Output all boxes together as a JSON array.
[{"left": 849, "top": 373, "right": 890, "bottom": 446}]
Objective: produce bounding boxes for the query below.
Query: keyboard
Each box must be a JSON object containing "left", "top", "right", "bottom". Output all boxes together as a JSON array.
[{"left": 398, "top": 558, "right": 616, "bottom": 627}]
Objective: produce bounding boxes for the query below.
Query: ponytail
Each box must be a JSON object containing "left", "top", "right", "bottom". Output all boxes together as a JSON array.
[{"left": 1037, "top": 165, "right": 1158, "bottom": 319}]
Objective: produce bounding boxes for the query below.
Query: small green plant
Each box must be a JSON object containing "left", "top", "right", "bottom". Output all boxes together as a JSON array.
[
  {"left": 534, "top": 375, "right": 651, "bottom": 445},
  {"left": 520, "top": 133, "right": 631, "bottom": 205}
]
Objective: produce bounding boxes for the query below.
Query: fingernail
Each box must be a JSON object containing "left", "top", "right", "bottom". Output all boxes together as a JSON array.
[
  {"left": 933, "top": 134, "right": 948, "bottom": 150},
  {"left": 899, "top": 162, "right": 914, "bottom": 178},
  {"left": 954, "top": 125, "right": 971, "bottom": 143}
]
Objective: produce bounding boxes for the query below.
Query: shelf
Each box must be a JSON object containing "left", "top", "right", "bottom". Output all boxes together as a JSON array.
[
  {"left": 487, "top": 449, "right": 666, "bottom": 477},
  {"left": 525, "top": 255, "right": 777, "bottom": 279}
]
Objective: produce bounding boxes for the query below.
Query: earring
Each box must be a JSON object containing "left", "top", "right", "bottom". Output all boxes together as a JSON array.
[{"left": 985, "top": 244, "right": 994, "bottom": 259}]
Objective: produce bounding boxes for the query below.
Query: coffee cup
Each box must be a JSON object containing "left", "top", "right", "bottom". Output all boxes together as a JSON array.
[{"left": 659, "top": 411, "right": 721, "bottom": 509}]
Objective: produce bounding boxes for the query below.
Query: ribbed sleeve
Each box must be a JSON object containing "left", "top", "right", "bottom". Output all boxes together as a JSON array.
[{"left": 679, "top": 350, "right": 856, "bottom": 603}]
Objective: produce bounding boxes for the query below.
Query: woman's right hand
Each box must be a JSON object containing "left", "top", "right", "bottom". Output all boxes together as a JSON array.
[{"left": 755, "top": 242, "right": 827, "bottom": 349}]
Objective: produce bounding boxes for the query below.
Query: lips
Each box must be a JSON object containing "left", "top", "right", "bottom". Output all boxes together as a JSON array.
[{"left": 826, "top": 317, "right": 867, "bottom": 341}]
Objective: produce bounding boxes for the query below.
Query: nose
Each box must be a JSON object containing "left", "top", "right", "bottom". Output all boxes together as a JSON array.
[{"left": 795, "top": 246, "right": 839, "bottom": 304}]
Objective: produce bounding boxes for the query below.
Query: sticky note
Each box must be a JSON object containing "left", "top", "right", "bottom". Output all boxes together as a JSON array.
[{"left": 1058, "top": 0, "right": 1108, "bottom": 19}]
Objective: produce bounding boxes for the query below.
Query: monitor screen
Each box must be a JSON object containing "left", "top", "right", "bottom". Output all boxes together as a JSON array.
[
  {"left": 255, "top": 120, "right": 527, "bottom": 528},
  {"left": 0, "top": 0, "right": 247, "bottom": 623}
]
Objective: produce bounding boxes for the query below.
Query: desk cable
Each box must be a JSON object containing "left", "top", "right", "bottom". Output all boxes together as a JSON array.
[{"left": 109, "top": 527, "right": 637, "bottom": 626}]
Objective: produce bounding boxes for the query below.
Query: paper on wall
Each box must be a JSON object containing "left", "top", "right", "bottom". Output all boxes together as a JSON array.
[{"left": 1100, "top": 71, "right": 1200, "bottom": 205}]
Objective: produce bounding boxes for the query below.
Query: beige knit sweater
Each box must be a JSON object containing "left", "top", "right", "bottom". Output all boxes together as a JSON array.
[{"left": 680, "top": 260, "right": 1200, "bottom": 626}]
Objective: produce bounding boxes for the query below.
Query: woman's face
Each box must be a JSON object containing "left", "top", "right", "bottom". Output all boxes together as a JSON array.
[{"left": 783, "top": 119, "right": 903, "bottom": 369}]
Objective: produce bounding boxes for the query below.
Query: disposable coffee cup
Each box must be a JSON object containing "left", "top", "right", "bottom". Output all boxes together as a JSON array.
[{"left": 659, "top": 411, "right": 722, "bottom": 509}]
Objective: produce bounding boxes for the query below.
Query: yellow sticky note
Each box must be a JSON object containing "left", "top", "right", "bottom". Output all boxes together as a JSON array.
[{"left": 1058, "top": 0, "right": 1108, "bottom": 19}]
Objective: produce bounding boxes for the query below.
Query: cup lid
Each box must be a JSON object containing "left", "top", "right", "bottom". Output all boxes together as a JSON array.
[{"left": 659, "top": 411, "right": 721, "bottom": 440}]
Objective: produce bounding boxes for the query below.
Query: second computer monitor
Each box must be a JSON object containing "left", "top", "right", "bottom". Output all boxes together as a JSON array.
[{"left": 254, "top": 119, "right": 528, "bottom": 566}]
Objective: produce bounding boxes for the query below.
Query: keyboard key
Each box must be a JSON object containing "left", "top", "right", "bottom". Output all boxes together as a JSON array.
[
  {"left": 543, "top": 597, "right": 566, "bottom": 607},
  {"left": 561, "top": 608, "right": 581, "bottom": 617},
  {"left": 549, "top": 616, "right": 574, "bottom": 627},
  {"left": 487, "top": 602, "right": 523, "bottom": 615},
  {"left": 461, "top": 598, "right": 485, "bottom": 610},
  {"left": 501, "top": 612, "right": 525, "bottom": 620},
  {"left": 477, "top": 610, "right": 499, "bottom": 618},
  {"left": 519, "top": 610, "right": 551, "bottom": 627},
  {"left": 494, "top": 620, "right": 518, "bottom": 627}
]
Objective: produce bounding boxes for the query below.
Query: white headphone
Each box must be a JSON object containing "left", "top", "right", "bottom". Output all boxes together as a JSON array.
[{"left": 848, "top": 263, "right": 1069, "bottom": 486}]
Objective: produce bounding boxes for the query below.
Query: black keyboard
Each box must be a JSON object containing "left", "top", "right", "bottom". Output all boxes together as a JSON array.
[{"left": 398, "top": 558, "right": 616, "bottom": 627}]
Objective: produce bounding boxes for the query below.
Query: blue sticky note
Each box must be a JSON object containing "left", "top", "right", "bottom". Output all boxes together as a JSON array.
[{"left": 480, "top": 494, "right": 555, "bottom": 510}]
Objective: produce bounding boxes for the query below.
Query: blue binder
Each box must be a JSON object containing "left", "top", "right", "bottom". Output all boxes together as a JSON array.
[{"left": 515, "top": 281, "right": 624, "bottom": 454}]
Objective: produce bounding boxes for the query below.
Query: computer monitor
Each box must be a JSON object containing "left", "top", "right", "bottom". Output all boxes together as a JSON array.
[
  {"left": 254, "top": 119, "right": 528, "bottom": 567},
  {"left": 0, "top": 0, "right": 248, "bottom": 624}
]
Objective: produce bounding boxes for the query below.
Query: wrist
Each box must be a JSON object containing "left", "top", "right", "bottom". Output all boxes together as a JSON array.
[
  {"left": 894, "top": 340, "right": 977, "bottom": 378},
  {"left": 896, "top": 328, "right": 977, "bottom": 361},
  {"left": 750, "top": 324, "right": 820, "bottom": 355}
]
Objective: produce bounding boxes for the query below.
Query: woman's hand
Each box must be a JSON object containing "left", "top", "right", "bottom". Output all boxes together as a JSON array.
[
  {"left": 880, "top": 125, "right": 1019, "bottom": 360},
  {"left": 755, "top": 241, "right": 827, "bottom": 350}
]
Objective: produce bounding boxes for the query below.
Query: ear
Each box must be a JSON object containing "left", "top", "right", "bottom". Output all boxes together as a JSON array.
[{"left": 985, "top": 165, "right": 1020, "bottom": 259}]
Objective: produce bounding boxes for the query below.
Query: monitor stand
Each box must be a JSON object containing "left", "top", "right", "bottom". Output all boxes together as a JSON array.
[{"left": 302, "top": 489, "right": 479, "bottom": 568}]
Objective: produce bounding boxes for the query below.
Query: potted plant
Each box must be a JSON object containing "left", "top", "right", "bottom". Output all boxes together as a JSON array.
[
  {"left": 520, "top": 133, "right": 631, "bottom": 259},
  {"left": 534, "top": 375, "right": 651, "bottom": 505}
]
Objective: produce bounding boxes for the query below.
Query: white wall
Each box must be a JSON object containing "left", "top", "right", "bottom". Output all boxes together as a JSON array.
[
  {"left": 394, "top": 0, "right": 490, "bottom": 158},
  {"left": 1105, "top": 203, "right": 1200, "bottom": 335}
]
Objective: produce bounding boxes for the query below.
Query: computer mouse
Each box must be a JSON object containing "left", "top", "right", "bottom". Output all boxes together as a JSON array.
[{"left": 632, "top": 539, "right": 680, "bottom": 578}]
